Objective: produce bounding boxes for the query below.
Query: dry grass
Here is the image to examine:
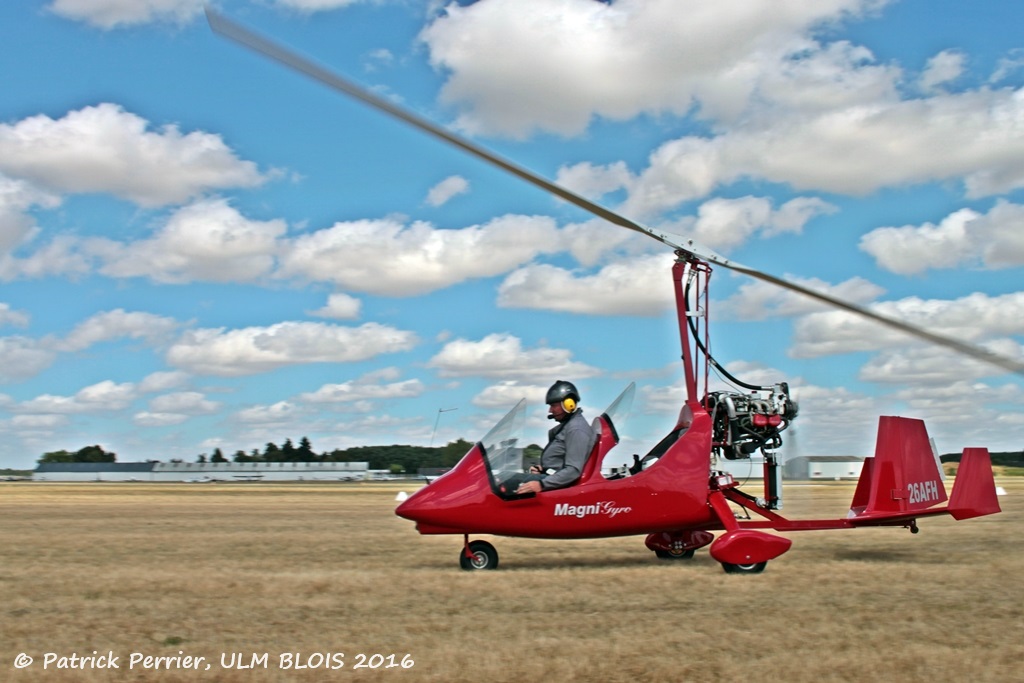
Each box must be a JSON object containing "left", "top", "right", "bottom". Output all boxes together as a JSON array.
[{"left": 1, "top": 479, "right": 1021, "bottom": 682}]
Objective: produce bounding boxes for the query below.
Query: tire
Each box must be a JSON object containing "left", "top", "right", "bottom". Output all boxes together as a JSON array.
[
  {"left": 459, "top": 540, "right": 499, "bottom": 570},
  {"left": 655, "top": 548, "right": 695, "bottom": 560},
  {"left": 721, "top": 561, "right": 767, "bottom": 574}
]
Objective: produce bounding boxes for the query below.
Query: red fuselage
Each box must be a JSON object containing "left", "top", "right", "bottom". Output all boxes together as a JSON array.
[{"left": 396, "top": 402, "right": 717, "bottom": 539}]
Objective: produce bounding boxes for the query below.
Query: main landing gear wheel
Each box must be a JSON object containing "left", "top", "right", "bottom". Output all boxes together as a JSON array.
[
  {"left": 459, "top": 540, "right": 499, "bottom": 571},
  {"left": 655, "top": 548, "right": 695, "bottom": 560},
  {"left": 721, "top": 561, "right": 767, "bottom": 574}
]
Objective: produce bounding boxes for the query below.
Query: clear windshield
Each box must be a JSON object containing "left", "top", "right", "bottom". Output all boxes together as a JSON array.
[
  {"left": 604, "top": 382, "right": 635, "bottom": 434},
  {"left": 480, "top": 398, "right": 527, "bottom": 475}
]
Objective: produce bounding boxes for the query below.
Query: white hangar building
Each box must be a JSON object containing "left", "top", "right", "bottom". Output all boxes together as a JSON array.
[
  {"left": 783, "top": 456, "right": 866, "bottom": 481},
  {"left": 33, "top": 461, "right": 369, "bottom": 482}
]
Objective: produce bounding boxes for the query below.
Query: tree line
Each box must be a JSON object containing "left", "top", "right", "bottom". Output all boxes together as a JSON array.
[
  {"left": 199, "top": 437, "right": 481, "bottom": 474},
  {"left": 38, "top": 445, "right": 116, "bottom": 464},
  {"left": 39, "top": 438, "right": 543, "bottom": 475}
]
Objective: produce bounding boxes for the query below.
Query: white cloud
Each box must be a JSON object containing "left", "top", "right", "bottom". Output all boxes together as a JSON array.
[
  {"left": 47, "top": 0, "right": 205, "bottom": 29},
  {"left": 622, "top": 86, "right": 1024, "bottom": 216},
  {"left": 752, "top": 39, "right": 902, "bottom": 116},
  {"left": 329, "top": 413, "right": 423, "bottom": 437},
  {"left": 473, "top": 381, "right": 549, "bottom": 409},
  {"left": 425, "top": 175, "right": 469, "bottom": 207},
  {"left": 893, "top": 380, "right": 1021, "bottom": 418},
  {"left": 887, "top": 381, "right": 1024, "bottom": 449},
  {"left": 10, "top": 413, "right": 70, "bottom": 430},
  {"left": 421, "top": 0, "right": 883, "bottom": 137},
  {"left": 0, "top": 235, "right": 92, "bottom": 281},
  {"left": 859, "top": 201, "right": 1024, "bottom": 274},
  {"left": 308, "top": 293, "right": 362, "bottom": 320},
  {"left": 133, "top": 390, "right": 220, "bottom": 427},
  {"left": 719, "top": 275, "right": 885, "bottom": 321},
  {"left": 552, "top": 191, "right": 834, "bottom": 253},
  {"left": 556, "top": 161, "right": 633, "bottom": 201},
  {"left": 428, "top": 333, "right": 600, "bottom": 382},
  {"left": 271, "top": 0, "right": 369, "bottom": 14},
  {"left": 56, "top": 309, "right": 180, "bottom": 352},
  {"left": 234, "top": 400, "right": 304, "bottom": 425},
  {"left": 362, "top": 48, "right": 395, "bottom": 72},
  {"left": 0, "top": 104, "right": 264, "bottom": 206},
  {"left": 420, "top": 1, "right": 1024, "bottom": 211},
  {"left": 148, "top": 391, "right": 221, "bottom": 415},
  {"left": 278, "top": 214, "right": 561, "bottom": 296},
  {"left": 0, "top": 175, "right": 60, "bottom": 252},
  {"left": 166, "top": 321, "right": 418, "bottom": 376},
  {"left": 132, "top": 411, "right": 189, "bottom": 427},
  {"left": 0, "top": 311, "right": 180, "bottom": 383},
  {"left": 558, "top": 218, "right": 641, "bottom": 268},
  {"left": 782, "top": 383, "right": 882, "bottom": 448},
  {"left": 859, "top": 340, "right": 1024, "bottom": 386},
  {"left": 639, "top": 379, "right": 689, "bottom": 417},
  {"left": 791, "top": 291, "right": 1024, "bottom": 360},
  {"left": 132, "top": 382, "right": 211, "bottom": 423},
  {"left": 920, "top": 49, "right": 966, "bottom": 92},
  {"left": 0, "top": 337, "right": 57, "bottom": 382},
  {"left": 300, "top": 376, "right": 425, "bottom": 404},
  {"left": 0, "top": 303, "right": 29, "bottom": 328},
  {"left": 137, "top": 371, "right": 190, "bottom": 393},
  {"left": 18, "top": 380, "right": 137, "bottom": 414},
  {"left": 497, "top": 254, "right": 675, "bottom": 316},
  {"left": 991, "top": 48, "right": 1024, "bottom": 84},
  {"left": 684, "top": 196, "right": 837, "bottom": 250},
  {"left": 91, "top": 198, "right": 286, "bottom": 283}
]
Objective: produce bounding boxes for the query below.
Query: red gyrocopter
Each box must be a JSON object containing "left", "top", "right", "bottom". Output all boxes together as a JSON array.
[{"left": 208, "top": 9, "right": 1010, "bottom": 573}]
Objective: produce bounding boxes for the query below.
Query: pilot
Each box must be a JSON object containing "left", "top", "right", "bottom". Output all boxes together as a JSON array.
[{"left": 514, "top": 380, "right": 597, "bottom": 495}]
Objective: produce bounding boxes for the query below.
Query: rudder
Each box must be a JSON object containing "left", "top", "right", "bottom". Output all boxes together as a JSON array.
[{"left": 851, "top": 416, "right": 947, "bottom": 516}]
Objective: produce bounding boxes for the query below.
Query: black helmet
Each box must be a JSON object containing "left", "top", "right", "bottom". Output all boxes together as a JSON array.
[{"left": 546, "top": 380, "right": 580, "bottom": 413}]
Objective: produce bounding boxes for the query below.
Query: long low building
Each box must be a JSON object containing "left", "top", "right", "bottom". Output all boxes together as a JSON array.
[
  {"left": 783, "top": 455, "right": 866, "bottom": 480},
  {"left": 33, "top": 461, "right": 369, "bottom": 482}
]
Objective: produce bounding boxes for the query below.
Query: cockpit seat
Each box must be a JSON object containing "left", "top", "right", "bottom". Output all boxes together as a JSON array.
[{"left": 577, "top": 415, "right": 618, "bottom": 484}]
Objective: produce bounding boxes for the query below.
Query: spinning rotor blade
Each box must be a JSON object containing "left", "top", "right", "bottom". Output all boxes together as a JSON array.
[{"left": 206, "top": 8, "right": 1024, "bottom": 377}]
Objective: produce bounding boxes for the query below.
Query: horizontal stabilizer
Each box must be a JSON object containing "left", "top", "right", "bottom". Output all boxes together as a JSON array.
[{"left": 948, "top": 448, "right": 1001, "bottom": 520}]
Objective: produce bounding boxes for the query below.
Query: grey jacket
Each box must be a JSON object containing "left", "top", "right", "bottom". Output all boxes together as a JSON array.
[{"left": 539, "top": 409, "right": 597, "bottom": 490}]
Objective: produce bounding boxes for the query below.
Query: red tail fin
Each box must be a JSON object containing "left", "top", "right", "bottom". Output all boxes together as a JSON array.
[
  {"left": 850, "top": 416, "right": 947, "bottom": 517},
  {"left": 948, "top": 448, "right": 1001, "bottom": 520}
]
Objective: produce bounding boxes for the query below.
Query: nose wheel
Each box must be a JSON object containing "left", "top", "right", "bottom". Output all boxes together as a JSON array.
[
  {"left": 721, "top": 560, "right": 767, "bottom": 574},
  {"left": 655, "top": 547, "right": 695, "bottom": 560},
  {"left": 459, "top": 539, "right": 499, "bottom": 570}
]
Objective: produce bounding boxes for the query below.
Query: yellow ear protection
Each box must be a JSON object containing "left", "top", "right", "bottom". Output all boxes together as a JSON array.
[{"left": 562, "top": 397, "right": 577, "bottom": 413}]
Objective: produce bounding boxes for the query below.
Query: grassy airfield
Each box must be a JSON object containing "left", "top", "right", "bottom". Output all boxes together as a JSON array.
[{"left": 1, "top": 479, "right": 1020, "bottom": 682}]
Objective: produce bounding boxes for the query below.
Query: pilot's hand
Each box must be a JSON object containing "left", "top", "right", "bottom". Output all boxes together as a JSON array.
[
  {"left": 516, "top": 480, "right": 542, "bottom": 495},
  {"left": 529, "top": 465, "right": 543, "bottom": 474}
]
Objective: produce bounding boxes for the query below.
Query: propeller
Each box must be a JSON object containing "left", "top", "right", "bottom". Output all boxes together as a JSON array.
[{"left": 205, "top": 8, "right": 1024, "bottom": 377}]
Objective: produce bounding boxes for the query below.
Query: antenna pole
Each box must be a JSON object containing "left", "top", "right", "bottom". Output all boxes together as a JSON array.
[{"left": 430, "top": 407, "right": 458, "bottom": 448}]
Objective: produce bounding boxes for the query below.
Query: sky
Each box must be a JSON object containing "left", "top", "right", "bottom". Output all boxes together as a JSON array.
[{"left": 2, "top": 0, "right": 1023, "bottom": 470}]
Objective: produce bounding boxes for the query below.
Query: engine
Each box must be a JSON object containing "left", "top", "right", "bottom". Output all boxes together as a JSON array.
[{"left": 705, "top": 383, "right": 797, "bottom": 460}]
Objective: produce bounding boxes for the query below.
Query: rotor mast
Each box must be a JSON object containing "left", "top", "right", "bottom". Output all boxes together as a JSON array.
[{"left": 672, "top": 254, "right": 713, "bottom": 407}]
